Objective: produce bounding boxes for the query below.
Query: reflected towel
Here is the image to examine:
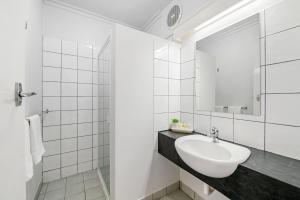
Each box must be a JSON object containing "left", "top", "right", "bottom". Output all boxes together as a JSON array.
[
  {"left": 25, "top": 120, "right": 33, "bottom": 181},
  {"left": 228, "top": 106, "right": 242, "bottom": 114},
  {"left": 215, "top": 106, "right": 224, "bottom": 112},
  {"left": 26, "top": 115, "right": 45, "bottom": 164}
]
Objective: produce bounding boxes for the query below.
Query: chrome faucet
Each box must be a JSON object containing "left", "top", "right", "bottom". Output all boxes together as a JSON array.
[{"left": 210, "top": 127, "right": 219, "bottom": 143}]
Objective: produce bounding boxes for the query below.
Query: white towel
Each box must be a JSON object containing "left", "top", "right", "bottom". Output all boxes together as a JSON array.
[
  {"left": 215, "top": 106, "right": 224, "bottom": 112},
  {"left": 24, "top": 120, "right": 33, "bottom": 181},
  {"left": 228, "top": 106, "right": 242, "bottom": 114},
  {"left": 27, "top": 115, "right": 45, "bottom": 164}
]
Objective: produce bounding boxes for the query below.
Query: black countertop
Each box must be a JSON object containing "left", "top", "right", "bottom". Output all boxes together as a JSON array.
[{"left": 158, "top": 130, "right": 300, "bottom": 200}]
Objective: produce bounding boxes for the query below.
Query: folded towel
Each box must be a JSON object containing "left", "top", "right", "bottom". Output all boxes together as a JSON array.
[
  {"left": 215, "top": 106, "right": 224, "bottom": 112},
  {"left": 26, "top": 115, "right": 45, "bottom": 164},
  {"left": 25, "top": 120, "right": 33, "bottom": 181},
  {"left": 228, "top": 106, "right": 242, "bottom": 114}
]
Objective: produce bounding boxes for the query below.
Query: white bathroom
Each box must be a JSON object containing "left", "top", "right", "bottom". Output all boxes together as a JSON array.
[{"left": 1, "top": 0, "right": 300, "bottom": 200}]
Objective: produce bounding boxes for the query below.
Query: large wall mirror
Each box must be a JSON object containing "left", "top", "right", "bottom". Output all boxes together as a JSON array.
[{"left": 194, "top": 13, "right": 264, "bottom": 116}]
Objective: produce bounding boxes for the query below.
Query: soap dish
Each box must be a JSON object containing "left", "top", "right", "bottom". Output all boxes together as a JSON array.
[{"left": 170, "top": 127, "right": 193, "bottom": 134}]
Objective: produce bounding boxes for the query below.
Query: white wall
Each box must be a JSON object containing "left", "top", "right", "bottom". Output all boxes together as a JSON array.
[
  {"left": 180, "top": 0, "right": 300, "bottom": 199},
  {"left": 43, "top": 3, "right": 112, "bottom": 47},
  {"left": 112, "top": 24, "right": 179, "bottom": 200},
  {"left": 25, "top": 0, "right": 43, "bottom": 199}
]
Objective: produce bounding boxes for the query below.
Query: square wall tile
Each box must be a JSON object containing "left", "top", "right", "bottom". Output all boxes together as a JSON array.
[
  {"left": 181, "top": 60, "right": 194, "bottom": 79},
  {"left": 62, "top": 83, "right": 77, "bottom": 96},
  {"left": 62, "top": 165, "right": 77, "bottom": 178},
  {"left": 62, "top": 151, "right": 77, "bottom": 167},
  {"left": 78, "top": 161, "right": 92, "bottom": 173},
  {"left": 78, "top": 136, "right": 93, "bottom": 150},
  {"left": 181, "top": 79, "right": 194, "bottom": 96},
  {"left": 181, "top": 96, "right": 193, "bottom": 113},
  {"left": 234, "top": 120, "right": 264, "bottom": 150},
  {"left": 181, "top": 113, "right": 193, "bottom": 129},
  {"left": 62, "top": 40, "right": 77, "bottom": 55},
  {"left": 154, "top": 41, "right": 168, "bottom": 61},
  {"left": 44, "top": 140, "right": 60, "bottom": 156},
  {"left": 78, "top": 57, "right": 93, "bottom": 71},
  {"left": 154, "top": 78, "right": 168, "bottom": 95},
  {"left": 266, "top": 60, "right": 300, "bottom": 93},
  {"left": 43, "top": 97, "right": 60, "bottom": 111},
  {"left": 169, "top": 96, "right": 180, "bottom": 112},
  {"left": 43, "top": 111, "right": 60, "bottom": 126},
  {"left": 43, "top": 82, "right": 60, "bottom": 96},
  {"left": 43, "top": 38, "right": 61, "bottom": 53},
  {"left": 169, "top": 44, "right": 181, "bottom": 63},
  {"left": 61, "top": 111, "right": 77, "bottom": 124},
  {"left": 78, "top": 149, "right": 93, "bottom": 163},
  {"left": 78, "top": 44, "right": 93, "bottom": 58},
  {"left": 266, "top": 94, "right": 300, "bottom": 126},
  {"left": 61, "top": 97, "right": 77, "bottom": 110},
  {"left": 78, "top": 97, "right": 92, "bottom": 110},
  {"left": 43, "top": 67, "right": 61, "bottom": 82},
  {"left": 62, "top": 68, "right": 77, "bottom": 83},
  {"left": 78, "top": 123, "right": 92, "bottom": 136},
  {"left": 266, "top": 27, "right": 300, "bottom": 64},
  {"left": 43, "top": 126, "right": 60, "bottom": 141},
  {"left": 154, "top": 113, "right": 169, "bottom": 132},
  {"left": 194, "top": 114, "right": 211, "bottom": 135},
  {"left": 169, "top": 62, "right": 180, "bottom": 79},
  {"left": 43, "top": 169, "right": 60, "bottom": 183},
  {"left": 43, "top": 52, "right": 61, "bottom": 68},
  {"left": 43, "top": 155, "right": 60, "bottom": 171},
  {"left": 154, "top": 59, "right": 168, "bottom": 78},
  {"left": 78, "top": 70, "right": 92, "bottom": 83},
  {"left": 169, "top": 81, "right": 181, "bottom": 97},
  {"left": 211, "top": 117, "right": 233, "bottom": 142},
  {"left": 266, "top": 124, "right": 300, "bottom": 160},
  {"left": 61, "top": 138, "right": 77, "bottom": 153},
  {"left": 61, "top": 124, "right": 77, "bottom": 139},
  {"left": 154, "top": 96, "right": 168, "bottom": 113},
  {"left": 78, "top": 110, "right": 93, "bottom": 123},
  {"left": 62, "top": 55, "right": 77, "bottom": 69},
  {"left": 78, "top": 84, "right": 92, "bottom": 96}
]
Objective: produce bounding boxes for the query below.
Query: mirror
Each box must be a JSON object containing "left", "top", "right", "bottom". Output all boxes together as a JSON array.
[{"left": 194, "top": 14, "right": 263, "bottom": 116}]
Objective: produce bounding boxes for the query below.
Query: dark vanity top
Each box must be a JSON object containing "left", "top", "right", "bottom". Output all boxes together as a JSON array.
[{"left": 158, "top": 130, "right": 300, "bottom": 200}]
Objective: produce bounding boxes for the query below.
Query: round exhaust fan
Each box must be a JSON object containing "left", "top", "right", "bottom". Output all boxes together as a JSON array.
[{"left": 167, "top": 4, "right": 182, "bottom": 29}]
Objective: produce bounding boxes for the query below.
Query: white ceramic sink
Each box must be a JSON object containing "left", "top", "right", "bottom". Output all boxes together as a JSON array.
[{"left": 175, "top": 134, "right": 251, "bottom": 178}]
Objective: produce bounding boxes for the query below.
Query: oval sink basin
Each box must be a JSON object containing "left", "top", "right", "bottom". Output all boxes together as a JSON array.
[{"left": 175, "top": 134, "right": 251, "bottom": 178}]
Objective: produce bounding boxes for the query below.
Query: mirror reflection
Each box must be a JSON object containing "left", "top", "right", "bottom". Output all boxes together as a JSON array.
[{"left": 195, "top": 14, "right": 262, "bottom": 116}]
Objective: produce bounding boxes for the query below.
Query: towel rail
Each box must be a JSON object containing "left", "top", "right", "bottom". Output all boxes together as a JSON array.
[
  {"left": 26, "top": 109, "right": 49, "bottom": 125},
  {"left": 223, "top": 106, "right": 247, "bottom": 110}
]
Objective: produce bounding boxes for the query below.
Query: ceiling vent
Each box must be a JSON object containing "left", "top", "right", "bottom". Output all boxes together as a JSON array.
[{"left": 167, "top": 4, "right": 182, "bottom": 29}]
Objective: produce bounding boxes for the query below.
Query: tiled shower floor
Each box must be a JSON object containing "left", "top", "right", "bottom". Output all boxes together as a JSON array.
[{"left": 38, "top": 170, "right": 106, "bottom": 200}]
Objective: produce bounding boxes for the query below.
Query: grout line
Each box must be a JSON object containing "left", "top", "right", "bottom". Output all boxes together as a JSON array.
[{"left": 263, "top": 10, "right": 267, "bottom": 152}]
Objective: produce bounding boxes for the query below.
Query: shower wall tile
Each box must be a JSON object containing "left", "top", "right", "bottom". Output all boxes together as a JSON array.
[
  {"left": 62, "top": 55, "right": 77, "bottom": 69},
  {"left": 42, "top": 38, "right": 99, "bottom": 182},
  {"left": 43, "top": 37, "right": 61, "bottom": 53},
  {"left": 62, "top": 40, "right": 77, "bottom": 55},
  {"left": 43, "top": 52, "right": 61, "bottom": 68}
]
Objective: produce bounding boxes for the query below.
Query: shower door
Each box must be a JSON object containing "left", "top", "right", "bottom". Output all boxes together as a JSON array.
[{"left": 98, "top": 38, "right": 111, "bottom": 194}]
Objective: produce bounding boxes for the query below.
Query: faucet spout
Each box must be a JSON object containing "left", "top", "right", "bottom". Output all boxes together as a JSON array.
[{"left": 210, "top": 127, "right": 219, "bottom": 143}]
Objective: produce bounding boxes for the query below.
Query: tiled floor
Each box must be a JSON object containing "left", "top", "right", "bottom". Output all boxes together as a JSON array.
[
  {"left": 160, "top": 190, "right": 192, "bottom": 200},
  {"left": 38, "top": 170, "right": 106, "bottom": 200}
]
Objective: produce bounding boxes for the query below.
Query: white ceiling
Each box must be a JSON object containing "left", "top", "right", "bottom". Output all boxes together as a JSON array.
[{"left": 54, "top": 0, "right": 172, "bottom": 29}]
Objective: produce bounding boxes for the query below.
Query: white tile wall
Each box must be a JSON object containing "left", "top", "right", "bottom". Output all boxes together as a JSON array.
[
  {"left": 211, "top": 117, "right": 233, "bottom": 142},
  {"left": 42, "top": 38, "right": 100, "bottom": 182},
  {"left": 266, "top": 124, "right": 300, "bottom": 160},
  {"left": 179, "top": 1, "right": 300, "bottom": 161},
  {"left": 234, "top": 120, "right": 265, "bottom": 150},
  {"left": 266, "top": 60, "right": 300, "bottom": 93}
]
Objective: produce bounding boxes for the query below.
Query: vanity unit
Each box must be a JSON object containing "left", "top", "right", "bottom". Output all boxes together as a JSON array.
[{"left": 158, "top": 130, "right": 300, "bottom": 200}]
